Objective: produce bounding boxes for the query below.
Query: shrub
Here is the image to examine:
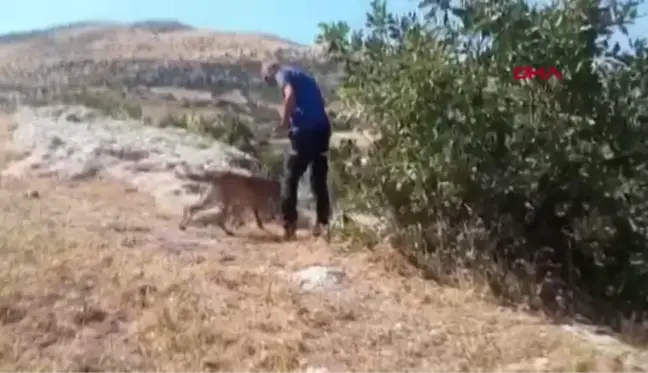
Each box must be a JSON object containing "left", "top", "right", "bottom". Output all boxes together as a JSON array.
[
  {"left": 319, "top": 0, "right": 648, "bottom": 321},
  {"left": 257, "top": 148, "right": 285, "bottom": 180},
  {"left": 157, "top": 112, "right": 259, "bottom": 154}
]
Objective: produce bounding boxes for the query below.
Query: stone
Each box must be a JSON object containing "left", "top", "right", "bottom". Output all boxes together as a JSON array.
[{"left": 292, "top": 265, "right": 346, "bottom": 291}]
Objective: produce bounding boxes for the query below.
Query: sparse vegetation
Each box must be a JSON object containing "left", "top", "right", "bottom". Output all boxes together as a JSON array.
[
  {"left": 60, "top": 90, "right": 143, "bottom": 119},
  {"left": 156, "top": 111, "right": 268, "bottom": 159},
  {"left": 320, "top": 0, "right": 648, "bottom": 329},
  {"left": 157, "top": 111, "right": 225, "bottom": 136}
]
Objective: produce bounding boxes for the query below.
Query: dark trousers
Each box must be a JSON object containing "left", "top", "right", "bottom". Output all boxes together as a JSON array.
[{"left": 282, "top": 126, "right": 331, "bottom": 228}]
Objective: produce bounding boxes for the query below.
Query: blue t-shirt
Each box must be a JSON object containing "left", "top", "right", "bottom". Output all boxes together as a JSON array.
[{"left": 275, "top": 65, "right": 329, "bottom": 131}]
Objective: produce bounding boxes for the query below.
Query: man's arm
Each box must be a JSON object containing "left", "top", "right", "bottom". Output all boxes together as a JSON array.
[
  {"left": 281, "top": 83, "right": 296, "bottom": 130},
  {"left": 319, "top": 86, "right": 327, "bottom": 106},
  {"left": 275, "top": 70, "right": 296, "bottom": 130}
]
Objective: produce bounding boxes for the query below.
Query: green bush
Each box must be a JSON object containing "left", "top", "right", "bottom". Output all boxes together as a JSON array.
[
  {"left": 257, "top": 148, "right": 285, "bottom": 180},
  {"left": 157, "top": 112, "right": 259, "bottom": 155},
  {"left": 319, "top": 0, "right": 648, "bottom": 320}
]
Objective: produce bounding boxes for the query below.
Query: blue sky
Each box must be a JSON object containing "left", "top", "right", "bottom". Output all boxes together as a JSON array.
[
  {"left": 0, "top": 0, "right": 416, "bottom": 45},
  {"left": 1, "top": 0, "right": 646, "bottom": 45}
]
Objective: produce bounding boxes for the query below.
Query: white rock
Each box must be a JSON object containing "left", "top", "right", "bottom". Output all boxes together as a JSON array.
[
  {"left": 304, "top": 366, "right": 329, "bottom": 373},
  {"left": 1, "top": 105, "right": 254, "bottom": 214},
  {"left": 292, "top": 265, "right": 346, "bottom": 291},
  {"left": 501, "top": 357, "right": 549, "bottom": 372}
]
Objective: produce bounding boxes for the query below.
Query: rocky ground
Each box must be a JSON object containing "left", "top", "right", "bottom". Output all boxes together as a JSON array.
[
  {"left": 2, "top": 105, "right": 257, "bottom": 214},
  {"left": 0, "top": 20, "right": 647, "bottom": 372}
]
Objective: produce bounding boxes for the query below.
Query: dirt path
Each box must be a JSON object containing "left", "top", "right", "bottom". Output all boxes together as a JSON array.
[{"left": 0, "top": 114, "right": 645, "bottom": 372}]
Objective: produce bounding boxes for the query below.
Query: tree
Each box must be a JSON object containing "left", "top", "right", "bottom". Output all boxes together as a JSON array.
[{"left": 319, "top": 0, "right": 648, "bottom": 320}]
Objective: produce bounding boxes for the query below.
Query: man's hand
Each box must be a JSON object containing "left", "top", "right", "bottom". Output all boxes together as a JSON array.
[{"left": 272, "top": 124, "right": 288, "bottom": 137}]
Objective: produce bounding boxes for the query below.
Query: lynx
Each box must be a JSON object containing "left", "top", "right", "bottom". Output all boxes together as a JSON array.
[{"left": 178, "top": 170, "right": 281, "bottom": 235}]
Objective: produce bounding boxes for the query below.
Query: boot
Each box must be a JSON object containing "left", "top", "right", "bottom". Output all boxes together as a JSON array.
[
  {"left": 284, "top": 221, "right": 297, "bottom": 240},
  {"left": 312, "top": 222, "right": 330, "bottom": 241}
]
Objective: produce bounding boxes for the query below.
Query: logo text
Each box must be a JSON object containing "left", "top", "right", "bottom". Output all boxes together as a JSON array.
[{"left": 514, "top": 66, "right": 563, "bottom": 80}]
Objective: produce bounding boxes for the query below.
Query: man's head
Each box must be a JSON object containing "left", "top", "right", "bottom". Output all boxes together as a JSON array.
[{"left": 261, "top": 60, "right": 281, "bottom": 86}]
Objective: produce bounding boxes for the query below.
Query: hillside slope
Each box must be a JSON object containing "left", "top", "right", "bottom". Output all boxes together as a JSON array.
[{"left": 0, "top": 111, "right": 645, "bottom": 372}]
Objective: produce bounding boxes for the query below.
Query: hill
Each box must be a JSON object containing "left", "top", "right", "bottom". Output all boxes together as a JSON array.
[
  {"left": 0, "top": 19, "right": 321, "bottom": 89},
  {"left": 0, "top": 19, "right": 334, "bottom": 126},
  {"left": 0, "top": 21, "right": 114, "bottom": 44}
]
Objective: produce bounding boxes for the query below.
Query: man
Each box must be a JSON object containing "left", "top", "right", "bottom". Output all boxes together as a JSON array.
[{"left": 261, "top": 60, "right": 331, "bottom": 240}]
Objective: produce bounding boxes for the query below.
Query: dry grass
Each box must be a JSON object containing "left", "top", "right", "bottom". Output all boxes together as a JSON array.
[{"left": 0, "top": 115, "right": 644, "bottom": 372}]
